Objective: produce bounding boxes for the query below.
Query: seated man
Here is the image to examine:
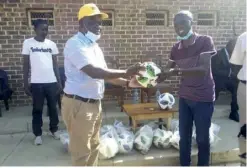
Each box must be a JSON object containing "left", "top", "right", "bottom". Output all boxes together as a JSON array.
[{"left": 211, "top": 39, "right": 240, "bottom": 122}]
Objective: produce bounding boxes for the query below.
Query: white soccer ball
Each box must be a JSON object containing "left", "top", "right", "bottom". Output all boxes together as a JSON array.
[{"left": 158, "top": 93, "right": 175, "bottom": 110}]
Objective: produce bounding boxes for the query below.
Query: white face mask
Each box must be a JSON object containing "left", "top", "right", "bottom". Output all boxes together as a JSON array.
[{"left": 85, "top": 31, "right": 101, "bottom": 43}]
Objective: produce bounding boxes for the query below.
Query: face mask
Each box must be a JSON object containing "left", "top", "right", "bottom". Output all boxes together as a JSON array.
[
  {"left": 177, "top": 28, "right": 193, "bottom": 40},
  {"left": 85, "top": 31, "right": 101, "bottom": 43}
]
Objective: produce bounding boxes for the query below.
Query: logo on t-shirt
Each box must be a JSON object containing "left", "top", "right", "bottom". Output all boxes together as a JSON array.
[{"left": 31, "top": 47, "right": 52, "bottom": 53}]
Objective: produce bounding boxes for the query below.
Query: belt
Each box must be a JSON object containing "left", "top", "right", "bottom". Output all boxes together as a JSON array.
[
  {"left": 64, "top": 93, "right": 99, "bottom": 103},
  {"left": 240, "top": 80, "right": 246, "bottom": 84}
]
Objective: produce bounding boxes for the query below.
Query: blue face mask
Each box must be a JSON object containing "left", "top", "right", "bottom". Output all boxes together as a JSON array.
[
  {"left": 85, "top": 31, "right": 101, "bottom": 43},
  {"left": 177, "top": 29, "right": 193, "bottom": 40}
]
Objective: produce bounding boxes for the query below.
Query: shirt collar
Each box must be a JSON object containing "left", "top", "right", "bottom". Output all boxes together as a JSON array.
[
  {"left": 178, "top": 33, "right": 197, "bottom": 50},
  {"left": 77, "top": 32, "right": 94, "bottom": 45}
]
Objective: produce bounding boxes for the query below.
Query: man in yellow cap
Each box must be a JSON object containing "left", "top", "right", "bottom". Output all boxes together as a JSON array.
[{"left": 62, "top": 3, "right": 144, "bottom": 166}]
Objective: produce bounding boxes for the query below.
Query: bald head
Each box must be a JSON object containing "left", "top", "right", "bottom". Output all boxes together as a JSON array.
[
  {"left": 175, "top": 10, "right": 193, "bottom": 21},
  {"left": 174, "top": 10, "right": 193, "bottom": 37}
]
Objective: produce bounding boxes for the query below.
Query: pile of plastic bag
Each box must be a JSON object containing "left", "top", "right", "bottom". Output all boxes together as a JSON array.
[
  {"left": 59, "top": 119, "right": 221, "bottom": 158},
  {"left": 134, "top": 125, "right": 154, "bottom": 154},
  {"left": 169, "top": 119, "right": 221, "bottom": 150},
  {"left": 192, "top": 123, "right": 221, "bottom": 148}
]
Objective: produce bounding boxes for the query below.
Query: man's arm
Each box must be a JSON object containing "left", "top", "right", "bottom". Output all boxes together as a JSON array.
[
  {"left": 52, "top": 54, "right": 62, "bottom": 89},
  {"left": 157, "top": 59, "right": 176, "bottom": 82},
  {"left": 82, "top": 65, "right": 128, "bottom": 79},
  {"left": 22, "top": 40, "right": 31, "bottom": 96},
  {"left": 106, "top": 78, "right": 129, "bottom": 87},
  {"left": 66, "top": 40, "right": 144, "bottom": 80},
  {"left": 177, "top": 51, "right": 216, "bottom": 77},
  {"left": 23, "top": 55, "right": 31, "bottom": 95},
  {"left": 177, "top": 37, "right": 217, "bottom": 77}
]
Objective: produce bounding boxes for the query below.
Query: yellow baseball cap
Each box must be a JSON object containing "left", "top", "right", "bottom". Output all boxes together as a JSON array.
[{"left": 78, "top": 3, "right": 108, "bottom": 21}]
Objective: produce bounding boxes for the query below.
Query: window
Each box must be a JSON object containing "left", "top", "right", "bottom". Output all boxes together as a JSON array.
[
  {"left": 145, "top": 10, "right": 168, "bottom": 26},
  {"left": 197, "top": 11, "right": 218, "bottom": 26},
  {"left": 101, "top": 10, "right": 114, "bottom": 27},
  {"left": 27, "top": 9, "right": 55, "bottom": 27}
]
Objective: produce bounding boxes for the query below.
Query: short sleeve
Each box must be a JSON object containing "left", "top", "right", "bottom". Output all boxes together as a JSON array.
[
  {"left": 201, "top": 36, "right": 217, "bottom": 56},
  {"left": 230, "top": 35, "right": 245, "bottom": 65},
  {"left": 52, "top": 42, "right": 59, "bottom": 55},
  {"left": 21, "top": 40, "right": 30, "bottom": 55},
  {"left": 64, "top": 40, "right": 92, "bottom": 70}
]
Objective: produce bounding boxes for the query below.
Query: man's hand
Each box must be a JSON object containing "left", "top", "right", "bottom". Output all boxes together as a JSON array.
[
  {"left": 56, "top": 83, "right": 63, "bottom": 95},
  {"left": 24, "top": 83, "right": 31, "bottom": 96},
  {"left": 125, "top": 62, "right": 146, "bottom": 77},
  {"left": 156, "top": 69, "right": 178, "bottom": 83},
  {"left": 128, "top": 77, "right": 143, "bottom": 88}
]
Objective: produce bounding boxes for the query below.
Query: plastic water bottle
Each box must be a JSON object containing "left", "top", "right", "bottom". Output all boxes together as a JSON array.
[
  {"left": 155, "top": 89, "right": 161, "bottom": 101},
  {"left": 132, "top": 89, "right": 139, "bottom": 104}
]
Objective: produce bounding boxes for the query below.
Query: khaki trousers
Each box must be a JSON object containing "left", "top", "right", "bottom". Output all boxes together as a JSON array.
[
  {"left": 237, "top": 82, "right": 246, "bottom": 159},
  {"left": 61, "top": 96, "right": 102, "bottom": 166}
]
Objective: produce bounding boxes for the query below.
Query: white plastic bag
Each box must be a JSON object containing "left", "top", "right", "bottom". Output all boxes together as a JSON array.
[
  {"left": 153, "top": 128, "right": 173, "bottom": 149},
  {"left": 170, "top": 119, "right": 179, "bottom": 132},
  {"left": 209, "top": 123, "right": 221, "bottom": 147},
  {"left": 147, "top": 121, "right": 159, "bottom": 130},
  {"left": 170, "top": 131, "right": 180, "bottom": 150},
  {"left": 100, "top": 125, "right": 118, "bottom": 138},
  {"left": 134, "top": 125, "right": 154, "bottom": 154},
  {"left": 114, "top": 120, "right": 134, "bottom": 154},
  {"left": 99, "top": 130, "right": 119, "bottom": 160},
  {"left": 192, "top": 123, "right": 221, "bottom": 148},
  {"left": 60, "top": 132, "right": 70, "bottom": 152}
]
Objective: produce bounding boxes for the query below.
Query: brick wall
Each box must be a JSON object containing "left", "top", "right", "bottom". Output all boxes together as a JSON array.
[{"left": 0, "top": 0, "right": 246, "bottom": 106}]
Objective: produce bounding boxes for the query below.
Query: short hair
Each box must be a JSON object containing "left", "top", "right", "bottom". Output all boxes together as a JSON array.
[
  {"left": 175, "top": 10, "right": 193, "bottom": 21},
  {"left": 33, "top": 19, "right": 48, "bottom": 29}
]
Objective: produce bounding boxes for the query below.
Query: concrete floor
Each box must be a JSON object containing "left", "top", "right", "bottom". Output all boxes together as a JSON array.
[
  {"left": 0, "top": 94, "right": 243, "bottom": 166},
  {"left": 0, "top": 117, "right": 241, "bottom": 166}
]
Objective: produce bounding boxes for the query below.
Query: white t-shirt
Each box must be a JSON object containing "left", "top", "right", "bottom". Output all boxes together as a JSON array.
[
  {"left": 230, "top": 32, "right": 246, "bottom": 81},
  {"left": 22, "top": 38, "right": 59, "bottom": 83}
]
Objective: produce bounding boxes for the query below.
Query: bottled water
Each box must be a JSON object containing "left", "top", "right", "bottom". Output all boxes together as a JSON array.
[
  {"left": 132, "top": 89, "right": 139, "bottom": 104},
  {"left": 155, "top": 89, "right": 161, "bottom": 101}
]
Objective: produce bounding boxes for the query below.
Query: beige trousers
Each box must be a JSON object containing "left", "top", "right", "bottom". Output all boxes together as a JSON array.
[
  {"left": 61, "top": 96, "right": 102, "bottom": 166},
  {"left": 237, "top": 82, "right": 246, "bottom": 159}
]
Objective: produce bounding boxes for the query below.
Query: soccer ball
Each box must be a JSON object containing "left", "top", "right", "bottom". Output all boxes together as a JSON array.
[
  {"left": 135, "top": 62, "right": 161, "bottom": 88},
  {"left": 158, "top": 93, "right": 175, "bottom": 110}
]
